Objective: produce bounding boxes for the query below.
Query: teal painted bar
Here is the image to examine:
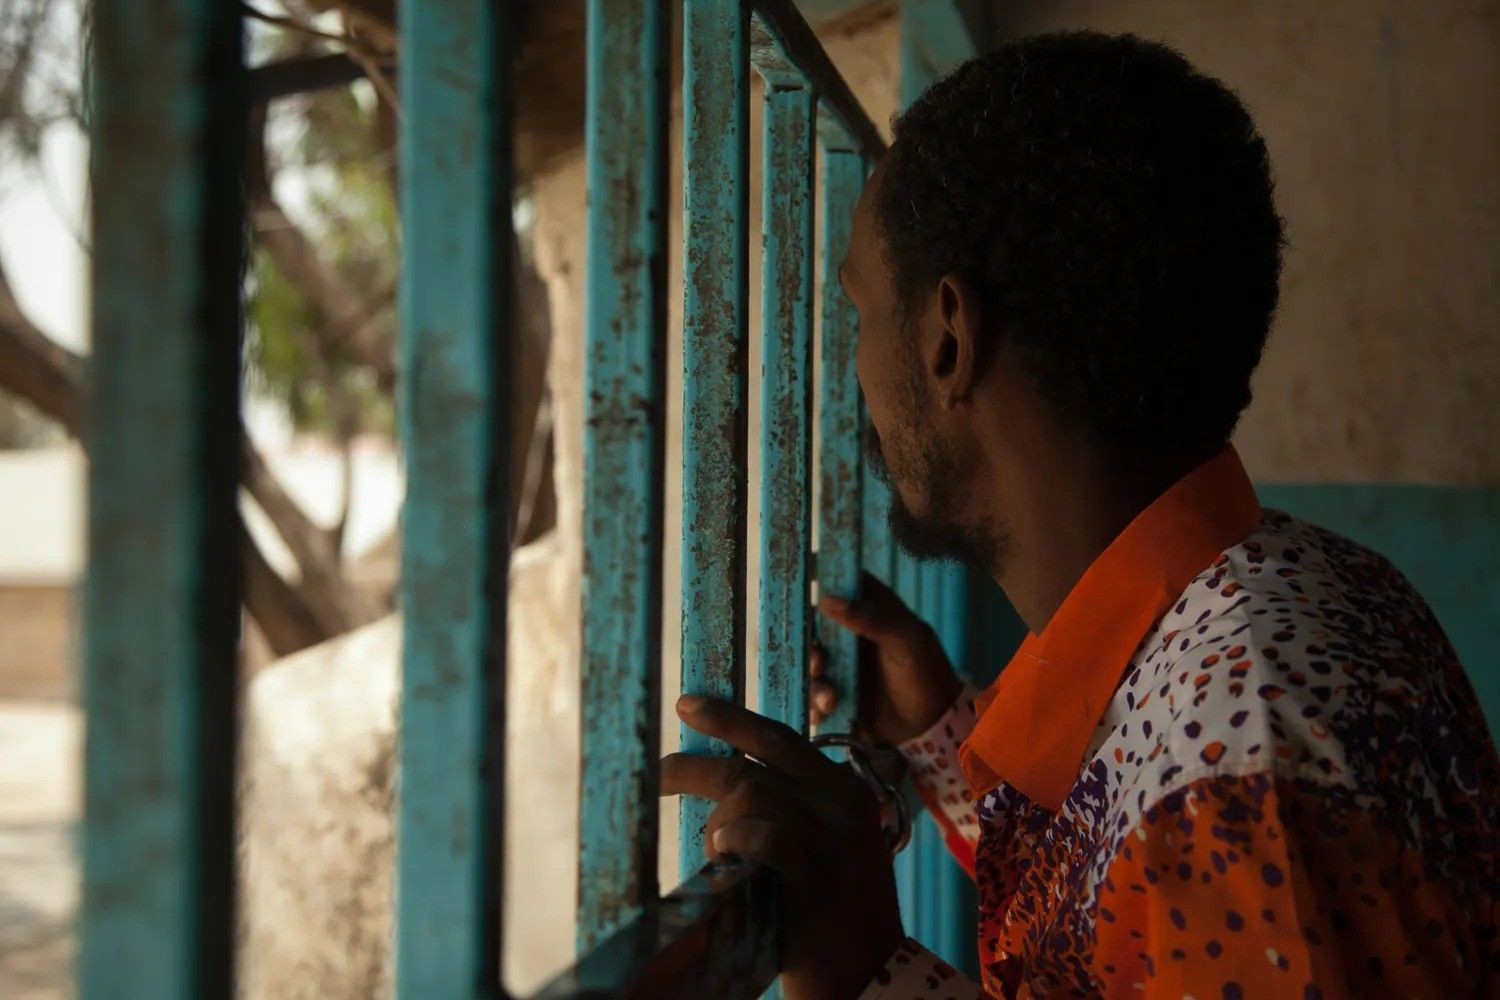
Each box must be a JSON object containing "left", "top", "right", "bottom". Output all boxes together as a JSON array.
[
  {"left": 861, "top": 433, "right": 897, "bottom": 583},
  {"left": 680, "top": 0, "right": 751, "bottom": 878},
  {"left": 577, "top": 0, "right": 670, "bottom": 953},
  {"left": 755, "top": 81, "right": 816, "bottom": 732},
  {"left": 899, "top": 0, "right": 981, "bottom": 106},
  {"left": 814, "top": 143, "right": 866, "bottom": 736},
  {"left": 1258, "top": 485, "right": 1500, "bottom": 735},
  {"left": 81, "top": 1, "right": 243, "bottom": 996},
  {"left": 393, "top": 1, "right": 509, "bottom": 994}
]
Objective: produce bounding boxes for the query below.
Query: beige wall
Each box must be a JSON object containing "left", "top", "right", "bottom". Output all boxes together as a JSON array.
[
  {"left": 994, "top": 0, "right": 1500, "bottom": 485},
  {"left": 0, "top": 585, "right": 74, "bottom": 700}
]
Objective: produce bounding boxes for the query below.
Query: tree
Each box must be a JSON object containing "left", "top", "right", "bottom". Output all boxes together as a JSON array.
[{"left": 0, "top": 0, "right": 556, "bottom": 658}]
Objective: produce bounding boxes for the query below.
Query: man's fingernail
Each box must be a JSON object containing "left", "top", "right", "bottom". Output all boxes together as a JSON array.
[
  {"left": 678, "top": 694, "right": 706, "bottom": 713},
  {"left": 711, "top": 827, "right": 726, "bottom": 851}
]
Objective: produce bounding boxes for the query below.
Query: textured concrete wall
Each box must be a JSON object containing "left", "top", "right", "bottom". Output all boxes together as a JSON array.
[{"left": 992, "top": 0, "right": 1500, "bottom": 486}]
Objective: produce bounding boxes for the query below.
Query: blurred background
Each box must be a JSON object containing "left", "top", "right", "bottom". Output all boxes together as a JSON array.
[{"left": 0, "top": 1, "right": 1495, "bottom": 998}]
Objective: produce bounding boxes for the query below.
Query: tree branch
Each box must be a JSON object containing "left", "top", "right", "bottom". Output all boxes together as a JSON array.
[
  {"left": 240, "top": 518, "right": 330, "bottom": 657},
  {"left": 249, "top": 52, "right": 384, "bottom": 105},
  {"left": 0, "top": 255, "right": 364, "bottom": 656},
  {"left": 0, "top": 263, "right": 83, "bottom": 434},
  {"left": 248, "top": 197, "right": 396, "bottom": 391}
]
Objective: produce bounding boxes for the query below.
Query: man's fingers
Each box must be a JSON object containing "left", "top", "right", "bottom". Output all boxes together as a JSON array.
[
  {"left": 710, "top": 817, "right": 810, "bottom": 881},
  {"left": 810, "top": 679, "right": 837, "bottom": 715},
  {"left": 660, "top": 752, "right": 762, "bottom": 802},
  {"left": 819, "top": 571, "right": 921, "bottom": 643},
  {"left": 675, "top": 697, "right": 829, "bottom": 781},
  {"left": 807, "top": 678, "right": 837, "bottom": 728},
  {"left": 818, "top": 593, "right": 891, "bottom": 639}
]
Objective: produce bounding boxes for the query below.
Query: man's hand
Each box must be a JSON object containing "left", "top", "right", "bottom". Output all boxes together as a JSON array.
[
  {"left": 662, "top": 695, "right": 904, "bottom": 1000},
  {"left": 809, "top": 572, "right": 963, "bottom": 745}
]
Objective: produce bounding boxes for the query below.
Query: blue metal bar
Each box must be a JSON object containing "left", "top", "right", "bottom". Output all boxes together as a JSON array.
[
  {"left": 394, "top": 1, "right": 510, "bottom": 994},
  {"left": 80, "top": 2, "right": 243, "bottom": 995},
  {"left": 899, "top": 0, "right": 982, "bottom": 106},
  {"left": 578, "top": 0, "right": 670, "bottom": 953},
  {"left": 750, "top": 0, "right": 886, "bottom": 157},
  {"left": 680, "top": 0, "right": 751, "bottom": 877},
  {"left": 756, "top": 80, "right": 816, "bottom": 732},
  {"left": 814, "top": 141, "right": 865, "bottom": 736},
  {"left": 891, "top": 550, "right": 922, "bottom": 934}
]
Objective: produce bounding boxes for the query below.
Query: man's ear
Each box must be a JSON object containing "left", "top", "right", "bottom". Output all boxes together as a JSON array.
[{"left": 928, "top": 273, "right": 981, "bottom": 409}]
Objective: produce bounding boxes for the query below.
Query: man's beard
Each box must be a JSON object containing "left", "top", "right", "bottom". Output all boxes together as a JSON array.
[{"left": 863, "top": 411, "right": 1010, "bottom": 575}]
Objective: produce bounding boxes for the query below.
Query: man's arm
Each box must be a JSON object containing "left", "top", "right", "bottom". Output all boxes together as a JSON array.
[
  {"left": 897, "top": 685, "right": 983, "bottom": 875},
  {"left": 1092, "top": 770, "right": 1476, "bottom": 995}
]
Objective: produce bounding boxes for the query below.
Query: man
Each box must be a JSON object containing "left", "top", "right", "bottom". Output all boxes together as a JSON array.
[{"left": 662, "top": 31, "right": 1499, "bottom": 998}]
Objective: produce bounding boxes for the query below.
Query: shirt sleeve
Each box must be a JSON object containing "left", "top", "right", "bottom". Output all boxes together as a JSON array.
[
  {"left": 856, "top": 938, "right": 989, "bottom": 1000},
  {"left": 897, "top": 685, "right": 982, "bottom": 872},
  {"left": 1091, "top": 770, "right": 1479, "bottom": 997}
]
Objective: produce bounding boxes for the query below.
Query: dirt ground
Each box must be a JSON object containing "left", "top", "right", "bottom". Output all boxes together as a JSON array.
[{"left": 0, "top": 700, "right": 79, "bottom": 999}]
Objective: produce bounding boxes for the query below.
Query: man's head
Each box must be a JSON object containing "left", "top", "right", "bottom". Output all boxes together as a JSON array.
[{"left": 842, "top": 31, "right": 1284, "bottom": 572}]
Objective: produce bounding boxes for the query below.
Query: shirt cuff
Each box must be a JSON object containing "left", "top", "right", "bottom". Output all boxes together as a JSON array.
[
  {"left": 856, "top": 938, "right": 986, "bottom": 1000},
  {"left": 896, "top": 685, "right": 981, "bottom": 841}
]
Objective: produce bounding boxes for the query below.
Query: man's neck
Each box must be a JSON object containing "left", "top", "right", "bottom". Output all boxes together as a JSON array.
[{"left": 990, "top": 441, "right": 1207, "bottom": 635}]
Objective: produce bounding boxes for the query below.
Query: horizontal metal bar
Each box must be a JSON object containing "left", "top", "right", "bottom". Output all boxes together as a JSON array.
[
  {"left": 680, "top": 0, "right": 751, "bottom": 876},
  {"left": 393, "top": 0, "right": 510, "bottom": 995},
  {"left": 749, "top": 0, "right": 886, "bottom": 157},
  {"left": 81, "top": 1, "right": 244, "bottom": 995},
  {"left": 535, "top": 860, "right": 778, "bottom": 999},
  {"left": 578, "top": 0, "right": 671, "bottom": 953}
]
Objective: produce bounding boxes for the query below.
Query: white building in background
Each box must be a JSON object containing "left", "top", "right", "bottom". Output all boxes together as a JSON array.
[{"left": 0, "top": 438, "right": 403, "bottom": 699}]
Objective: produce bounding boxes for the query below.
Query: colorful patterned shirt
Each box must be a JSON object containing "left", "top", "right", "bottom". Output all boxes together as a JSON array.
[{"left": 859, "top": 447, "right": 1499, "bottom": 999}]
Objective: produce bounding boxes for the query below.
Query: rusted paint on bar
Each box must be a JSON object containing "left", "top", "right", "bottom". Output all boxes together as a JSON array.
[
  {"left": 579, "top": 0, "right": 670, "bottom": 953},
  {"left": 750, "top": 0, "right": 886, "bottom": 158},
  {"left": 536, "top": 860, "right": 779, "bottom": 999},
  {"left": 679, "top": 0, "right": 751, "bottom": 878},
  {"left": 814, "top": 141, "right": 865, "bottom": 735},
  {"left": 394, "top": 0, "right": 511, "bottom": 995},
  {"left": 80, "top": 0, "right": 244, "bottom": 995},
  {"left": 755, "top": 80, "right": 816, "bottom": 733}
]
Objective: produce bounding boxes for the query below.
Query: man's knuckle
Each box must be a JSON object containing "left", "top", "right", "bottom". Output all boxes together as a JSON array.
[{"left": 721, "top": 757, "right": 759, "bottom": 795}]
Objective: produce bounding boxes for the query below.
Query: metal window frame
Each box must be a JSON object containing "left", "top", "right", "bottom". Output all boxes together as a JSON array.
[{"left": 79, "top": 1, "right": 987, "bottom": 997}]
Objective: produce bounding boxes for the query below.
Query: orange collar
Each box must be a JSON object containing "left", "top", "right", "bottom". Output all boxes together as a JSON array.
[{"left": 957, "top": 446, "right": 1262, "bottom": 811}]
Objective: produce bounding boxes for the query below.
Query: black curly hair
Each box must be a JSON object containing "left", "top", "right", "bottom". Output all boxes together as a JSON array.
[{"left": 877, "top": 31, "right": 1285, "bottom": 456}]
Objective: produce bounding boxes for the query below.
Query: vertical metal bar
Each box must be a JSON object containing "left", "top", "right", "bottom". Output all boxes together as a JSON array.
[
  {"left": 757, "top": 81, "right": 816, "bottom": 731},
  {"left": 814, "top": 141, "right": 864, "bottom": 735},
  {"left": 860, "top": 419, "right": 896, "bottom": 583},
  {"left": 929, "top": 558, "right": 969, "bottom": 965},
  {"left": 680, "top": 0, "right": 750, "bottom": 876},
  {"left": 578, "top": 0, "right": 670, "bottom": 952},
  {"left": 394, "top": 0, "right": 510, "bottom": 994},
  {"left": 891, "top": 552, "right": 921, "bottom": 934},
  {"left": 81, "top": 2, "right": 243, "bottom": 996}
]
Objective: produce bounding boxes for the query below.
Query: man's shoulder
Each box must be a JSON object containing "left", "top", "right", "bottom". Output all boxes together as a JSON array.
[{"left": 1095, "top": 510, "right": 1483, "bottom": 814}]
